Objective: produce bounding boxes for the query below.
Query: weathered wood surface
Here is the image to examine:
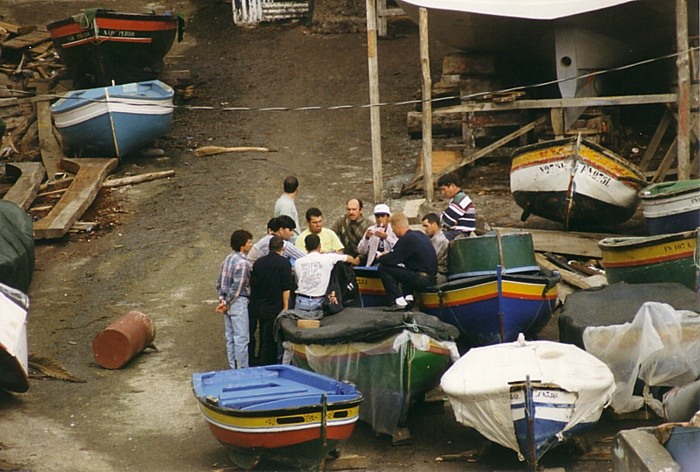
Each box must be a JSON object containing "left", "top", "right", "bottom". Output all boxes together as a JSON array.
[
  {"left": 434, "top": 93, "right": 678, "bottom": 114},
  {"left": 3, "top": 162, "right": 46, "bottom": 210},
  {"left": 494, "top": 226, "right": 620, "bottom": 258},
  {"left": 33, "top": 158, "right": 118, "bottom": 240},
  {"left": 1, "top": 30, "right": 50, "bottom": 49},
  {"left": 535, "top": 253, "right": 598, "bottom": 290},
  {"left": 35, "top": 97, "right": 63, "bottom": 177},
  {"left": 102, "top": 170, "right": 175, "bottom": 188},
  {"left": 404, "top": 116, "right": 546, "bottom": 193}
]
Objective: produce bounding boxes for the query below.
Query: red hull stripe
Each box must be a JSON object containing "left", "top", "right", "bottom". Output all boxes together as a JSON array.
[
  {"left": 208, "top": 422, "right": 356, "bottom": 448},
  {"left": 95, "top": 36, "right": 152, "bottom": 43},
  {"left": 422, "top": 292, "right": 556, "bottom": 309},
  {"left": 49, "top": 23, "right": 87, "bottom": 37},
  {"left": 96, "top": 18, "right": 177, "bottom": 31}
]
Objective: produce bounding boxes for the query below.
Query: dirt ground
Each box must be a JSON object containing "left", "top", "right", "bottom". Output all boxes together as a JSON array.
[{"left": 0, "top": 1, "right": 658, "bottom": 471}]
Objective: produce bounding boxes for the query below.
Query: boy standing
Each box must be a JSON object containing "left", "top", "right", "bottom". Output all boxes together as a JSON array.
[{"left": 216, "top": 229, "right": 253, "bottom": 369}]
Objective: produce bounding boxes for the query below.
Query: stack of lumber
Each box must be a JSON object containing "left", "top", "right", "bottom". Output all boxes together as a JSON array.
[{"left": 1, "top": 20, "right": 67, "bottom": 162}]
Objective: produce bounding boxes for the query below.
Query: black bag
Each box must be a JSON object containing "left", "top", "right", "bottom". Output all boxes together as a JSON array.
[{"left": 322, "top": 262, "right": 362, "bottom": 315}]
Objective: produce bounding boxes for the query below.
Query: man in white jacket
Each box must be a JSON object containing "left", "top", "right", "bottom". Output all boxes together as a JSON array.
[{"left": 357, "top": 203, "right": 398, "bottom": 266}]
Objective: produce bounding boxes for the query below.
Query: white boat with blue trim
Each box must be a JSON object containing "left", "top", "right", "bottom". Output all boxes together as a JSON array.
[{"left": 51, "top": 80, "right": 174, "bottom": 158}]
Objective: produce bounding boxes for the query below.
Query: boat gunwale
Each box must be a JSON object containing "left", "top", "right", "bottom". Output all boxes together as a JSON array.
[{"left": 598, "top": 229, "right": 697, "bottom": 250}]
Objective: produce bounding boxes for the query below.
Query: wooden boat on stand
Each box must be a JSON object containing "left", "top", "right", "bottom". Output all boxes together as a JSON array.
[
  {"left": 47, "top": 9, "right": 183, "bottom": 86},
  {"left": 191, "top": 364, "right": 363, "bottom": 471},
  {"left": 510, "top": 135, "right": 646, "bottom": 230},
  {"left": 417, "top": 232, "right": 560, "bottom": 351},
  {"left": 441, "top": 334, "right": 615, "bottom": 468},
  {"left": 598, "top": 229, "right": 697, "bottom": 291},
  {"left": 638, "top": 180, "right": 700, "bottom": 235},
  {"left": 277, "top": 308, "right": 459, "bottom": 442}
]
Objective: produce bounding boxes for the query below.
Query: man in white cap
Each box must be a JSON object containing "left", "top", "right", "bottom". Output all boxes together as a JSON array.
[{"left": 357, "top": 203, "right": 398, "bottom": 266}]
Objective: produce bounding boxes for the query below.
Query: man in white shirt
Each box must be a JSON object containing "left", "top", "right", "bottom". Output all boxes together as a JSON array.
[{"left": 294, "top": 234, "right": 359, "bottom": 311}]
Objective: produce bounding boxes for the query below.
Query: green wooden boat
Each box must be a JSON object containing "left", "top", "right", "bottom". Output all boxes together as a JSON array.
[{"left": 448, "top": 232, "right": 539, "bottom": 280}]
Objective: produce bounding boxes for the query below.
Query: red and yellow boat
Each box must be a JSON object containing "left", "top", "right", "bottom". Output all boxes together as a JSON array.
[
  {"left": 192, "top": 365, "right": 362, "bottom": 470},
  {"left": 47, "top": 9, "right": 183, "bottom": 86}
]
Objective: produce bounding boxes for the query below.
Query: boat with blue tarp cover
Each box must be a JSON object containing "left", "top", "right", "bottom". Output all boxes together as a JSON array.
[
  {"left": 191, "top": 364, "right": 362, "bottom": 471},
  {"left": 51, "top": 80, "right": 174, "bottom": 159}
]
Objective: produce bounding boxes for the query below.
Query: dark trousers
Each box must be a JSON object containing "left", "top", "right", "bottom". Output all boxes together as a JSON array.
[
  {"left": 248, "top": 310, "right": 258, "bottom": 362},
  {"left": 378, "top": 264, "right": 435, "bottom": 302},
  {"left": 257, "top": 312, "right": 279, "bottom": 366}
]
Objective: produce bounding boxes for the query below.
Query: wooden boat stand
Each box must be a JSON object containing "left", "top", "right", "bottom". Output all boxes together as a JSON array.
[{"left": 398, "top": 0, "right": 697, "bottom": 197}]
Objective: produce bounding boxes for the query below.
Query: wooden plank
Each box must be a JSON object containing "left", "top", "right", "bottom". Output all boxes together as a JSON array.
[
  {"left": 404, "top": 116, "right": 546, "bottom": 193},
  {"left": 535, "top": 253, "right": 596, "bottom": 290},
  {"left": 493, "top": 227, "right": 619, "bottom": 258},
  {"left": 651, "top": 138, "right": 678, "bottom": 183},
  {"left": 3, "top": 162, "right": 46, "bottom": 211},
  {"left": 35, "top": 98, "right": 63, "bottom": 177},
  {"left": 323, "top": 454, "right": 368, "bottom": 471},
  {"left": 433, "top": 93, "right": 678, "bottom": 114},
  {"left": 638, "top": 108, "right": 672, "bottom": 171},
  {"left": 0, "top": 21, "right": 35, "bottom": 35},
  {"left": 1, "top": 30, "right": 50, "bottom": 49},
  {"left": 33, "top": 158, "right": 118, "bottom": 240}
]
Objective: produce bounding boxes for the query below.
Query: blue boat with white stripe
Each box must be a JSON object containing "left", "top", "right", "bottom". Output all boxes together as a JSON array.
[{"left": 51, "top": 80, "right": 174, "bottom": 158}]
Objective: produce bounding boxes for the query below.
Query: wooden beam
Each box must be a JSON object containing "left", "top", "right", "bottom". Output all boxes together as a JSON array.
[
  {"left": 102, "top": 170, "right": 175, "bottom": 188},
  {"left": 403, "top": 115, "right": 546, "bottom": 193},
  {"left": 35, "top": 97, "right": 63, "bottom": 177},
  {"left": 3, "top": 162, "right": 46, "bottom": 211},
  {"left": 638, "top": 108, "right": 672, "bottom": 171},
  {"left": 419, "top": 7, "right": 433, "bottom": 202},
  {"left": 33, "top": 158, "right": 118, "bottom": 240},
  {"left": 651, "top": 138, "right": 678, "bottom": 183},
  {"left": 676, "top": 0, "right": 691, "bottom": 180},
  {"left": 365, "top": 0, "right": 383, "bottom": 203},
  {"left": 433, "top": 93, "right": 678, "bottom": 114},
  {"left": 493, "top": 226, "right": 620, "bottom": 258}
]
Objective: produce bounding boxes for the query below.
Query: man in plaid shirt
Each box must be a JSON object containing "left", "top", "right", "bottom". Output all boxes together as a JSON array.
[{"left": 216, "top": 229, "right": 253, "bottom": 369}]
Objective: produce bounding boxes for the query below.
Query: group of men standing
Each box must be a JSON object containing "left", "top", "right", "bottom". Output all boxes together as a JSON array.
[{"left": 215, "top": 172, "right": 476, "bottom": 370}]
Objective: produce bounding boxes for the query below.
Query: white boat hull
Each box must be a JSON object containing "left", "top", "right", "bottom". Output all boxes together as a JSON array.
[{"left": 0, "top": 285, "right": 29, "bottom": 392}]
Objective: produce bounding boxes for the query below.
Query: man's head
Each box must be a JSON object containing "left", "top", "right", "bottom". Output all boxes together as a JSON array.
[
  {"left": 373, "top": 203, "right": 391, "bottom": 227},
  {"left": 345, "top": 198, "right": 363, "bottom": 222},
  {"left": 266, "top": 217, "right": 281, "bottom": 235},
  {"left": 268, "top": 235, "right": 285, "bottom": 254},
  {"left": 437, "top": 173, "right": 462, "bottom": 200},
  {"left": 283, "top": 176, "right": 299, "bottom": 194},
  {"left": 304, "top": 233, "right": 321, "bottom": 252},
  {"left": 421, "top": 213, "right": 441, "bottom": 237},
  {"left": 388, "top": 212, "right": 410, "bottom": 238},
  {"left": 305, "top": 207, "right": 324, "bottom": 234},
  {"left": 275, "top": 215, "right": 296, "bottom": 241},
  {"left": 230, "top": 229, "right": 253, "bottom": 254}
]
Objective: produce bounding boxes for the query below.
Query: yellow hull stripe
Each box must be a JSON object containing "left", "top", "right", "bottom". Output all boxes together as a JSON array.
[
  {"left": 602, "top": 236, "right": 696, "bottom": 267},
  {"left": 199, "top": 403, "right": 360, "bottom": 430}
]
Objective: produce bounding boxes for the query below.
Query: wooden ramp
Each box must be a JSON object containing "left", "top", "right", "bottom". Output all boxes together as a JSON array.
[
  {"left": 3, "top": 162, "right": 45, "bottom": 211},
  {"left": 33, "top": 158, "right": 118, "bottom": 240}
]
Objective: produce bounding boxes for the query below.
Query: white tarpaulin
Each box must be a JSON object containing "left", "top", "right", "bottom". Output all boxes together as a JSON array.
[
  {"left": 583, "top": 302, "right": 700, "bottom": 415},
  {"left": 441, "top": 336, "right": 615, "bottom": 458}
]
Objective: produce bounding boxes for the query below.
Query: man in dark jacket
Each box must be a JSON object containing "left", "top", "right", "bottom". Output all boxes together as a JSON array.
[
  {"left": 249, "top": 235, "right": 294, "bottom": 365},
  {"left": 378, "top": 212, "right": 437, "bottom": 311}
]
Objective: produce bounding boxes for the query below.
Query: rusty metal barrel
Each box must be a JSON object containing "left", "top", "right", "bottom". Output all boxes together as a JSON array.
[{"left": 92, "top": 311, "right": 156, "bottom": 369}]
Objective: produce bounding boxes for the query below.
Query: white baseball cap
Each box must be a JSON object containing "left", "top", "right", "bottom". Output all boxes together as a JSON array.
[{"left": 373, "top": 203, "right": 391, "bottom": 215}]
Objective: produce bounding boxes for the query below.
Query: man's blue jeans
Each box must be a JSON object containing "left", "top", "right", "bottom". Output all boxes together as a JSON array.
[{"left": 225, "top": 297, "right": 250, "bottom": 369}]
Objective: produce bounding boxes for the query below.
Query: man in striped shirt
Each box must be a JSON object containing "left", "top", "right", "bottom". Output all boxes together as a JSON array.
[
  {"left": 437, "top": 173, "right": 476, "bottom": 241},
  {"left": 216, "top": 229, "right": 253, "bottom": 369}
]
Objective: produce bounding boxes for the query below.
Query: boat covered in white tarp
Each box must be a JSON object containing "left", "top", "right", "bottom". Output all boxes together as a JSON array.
[
  {"left": 583, "top": 302, "right": 700, "bottom": 415},
  {"left": 441, "top": 334, "right": 614, "bottom": 467}
]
